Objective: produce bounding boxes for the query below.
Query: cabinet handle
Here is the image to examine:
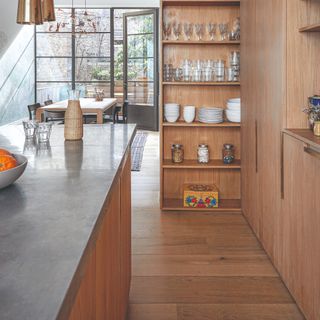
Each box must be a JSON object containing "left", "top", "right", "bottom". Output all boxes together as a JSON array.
[
  {"left": 255, "top": 120, "right": 258, "bottom": 173},
  {"left": 280, "top": 132, "right": 284, "bottom": 199},
  {"left": 304, "top": 146, "right": 320, "bottom": 160}
]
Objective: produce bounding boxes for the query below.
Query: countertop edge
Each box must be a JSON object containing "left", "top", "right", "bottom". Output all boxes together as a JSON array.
[
  {"left": 56, "top": 125, "right": 137, "bottom": 320},
  {"left": 283, "top": 129, "right": 320, "bottom": 150}
]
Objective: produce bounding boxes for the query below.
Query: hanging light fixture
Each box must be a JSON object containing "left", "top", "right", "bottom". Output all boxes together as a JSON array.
[
  {"left": 42, "top": 0, "right": 56, "bottom": 22},
  {"left": 17, "top": 0, "right": 43, "bottom": 25},
  {"left": 17, "top": 0, "right": 56, "bottom": 25}
]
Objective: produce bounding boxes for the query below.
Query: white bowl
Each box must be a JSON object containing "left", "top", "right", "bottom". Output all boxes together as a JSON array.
[
  {"left": 165, "top": 115, "right": 180, "bottom": 123},
  {"left": 228, "top": 98, "right": 241, "bottom": 103},
  {"left": 226, "top": 110, "right": 241, "bottom": 123},
  {"left": 0, "top": 154, "right": 28, "bottom": 189}
]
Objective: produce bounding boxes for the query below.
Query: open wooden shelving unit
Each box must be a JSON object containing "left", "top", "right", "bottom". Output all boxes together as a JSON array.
[{"left": 160, "top": 0, "right": 241, "bottom": 212}]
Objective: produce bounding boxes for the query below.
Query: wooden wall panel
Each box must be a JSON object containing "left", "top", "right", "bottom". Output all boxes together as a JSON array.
[
  {"left": 254, "top": 0, "right": 286, "bottom": 260},
  {"left": 240, "top": 0, "right": 260, "bottom": 235},
  {"left": 286, "top": 0, "right": 320, "bottom": 128}
]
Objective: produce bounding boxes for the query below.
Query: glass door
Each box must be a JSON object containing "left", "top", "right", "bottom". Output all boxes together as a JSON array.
[{"left": 124, "top": 10, "right": 158, "bottom": 131}]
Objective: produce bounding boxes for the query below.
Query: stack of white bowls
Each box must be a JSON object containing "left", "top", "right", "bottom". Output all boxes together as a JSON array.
[
  {"left": 183, "top": 106, "right": 196, "bottom": 123},
  {"left": 226, "top": 98, "right": 241, "bottom": 123},
  {"left": 198, "top": 107, "right": 224, "bottom": 124},
  {"left": 164, "top": 103, "right": 180, "bottom": 123}
]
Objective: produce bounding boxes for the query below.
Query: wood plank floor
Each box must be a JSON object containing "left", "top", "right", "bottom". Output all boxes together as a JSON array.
[{"left": 128, "top": 132, "right": 304, "bottom": 320}]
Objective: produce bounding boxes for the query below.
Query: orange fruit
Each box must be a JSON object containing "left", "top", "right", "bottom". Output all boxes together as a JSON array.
[
  {"left": 0, "top": 149, "right": 11, "bottom": 156},
  {"left": 0, "top": 155, "right": 18, "bottom": 172}
]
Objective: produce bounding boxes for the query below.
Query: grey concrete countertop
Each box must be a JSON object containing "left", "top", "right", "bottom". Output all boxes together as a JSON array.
[{"left": 0, "top": 124, "right": 136, "bottom": 320}]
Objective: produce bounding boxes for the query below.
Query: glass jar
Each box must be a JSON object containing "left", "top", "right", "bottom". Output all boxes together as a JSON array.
[
  {"left": 198, "top": 144, "right": 209, "bottom": 163},
  {"left": 223, "top": 144, "right": 235, "bottom": 164},
  {"left": 171, "top": 144, "right": 184, "bottom": 163}
]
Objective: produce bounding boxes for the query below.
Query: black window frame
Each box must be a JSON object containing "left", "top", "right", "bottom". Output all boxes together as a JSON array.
[{"left": 35, "top": 7, "right": 159, "bottom": 105}]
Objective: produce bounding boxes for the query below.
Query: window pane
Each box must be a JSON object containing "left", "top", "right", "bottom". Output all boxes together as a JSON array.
[
  {"left": 114, "top": 44, "right": 124, "bottom": 81},
  {"left": 128, "top": 34, "right": 154, "bottom": 58},
  {"left": 75, "top": 8, "right": 110, "bottom": 33},
  {"left": 36, "top": 83, "right": 71, "bottom": 104},
  {"left": 114, "top": 80, "right": 124, "bottom": 104},
  {"left": 128, "top": 82, "right": 154, "bottom": 106},
  {"left": 75, "top": 34, "right": 110, "bottom": 57},
  {"left": 128, "top": 58, "right": 154, "bottom": 81},
  {"left": 75, "top": 83, "right": 111, "bottom": 98},
  {"left": 37, "top": 33, "right": 71, "bottom": 56},
  {"left": 127, "top": 14, "right": 153, "bottom": 35},
  {"left": 75, "top": 58, "right": 110, "bottom": 81},
  {"left": 37, "top": 58, "right": 72, "bottom": 81},
  {"left": 37, "top": 8, "right": 72, "bottom": 32}
]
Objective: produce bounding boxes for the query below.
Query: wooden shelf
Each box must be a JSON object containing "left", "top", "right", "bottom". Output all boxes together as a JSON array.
[
  {"left": 163, "top": 121, "right": 241, "bottom": 127},
  {"left": 162, "top": 40, "right": 240, "bottom": 45},
  {"left": 163, "top": 81, "right": 240, "bottom": 86},
  {"left": 162, "top": 198, "right": 241, "bottom": 212},
  {"left": 162, "top": 159, "right": 241, "bottom": 169},
  {"left": 299, "top": 23, "right": 320, "bottom": 32},
  {"left": 162, "top": 0, "right": 240, "bottom": 6}
]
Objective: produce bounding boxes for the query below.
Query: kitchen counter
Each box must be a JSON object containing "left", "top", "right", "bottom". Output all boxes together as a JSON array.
[
  {"left": 284, "top": 129, "right": 320, "bottom": 149},
  {"left": 0, "top": 124, "right": 136, "bottom": 320}
]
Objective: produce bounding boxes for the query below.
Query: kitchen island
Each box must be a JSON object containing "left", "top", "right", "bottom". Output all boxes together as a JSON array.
[{"left": 0, "top": 124, "right": 136, "bottom": 320}]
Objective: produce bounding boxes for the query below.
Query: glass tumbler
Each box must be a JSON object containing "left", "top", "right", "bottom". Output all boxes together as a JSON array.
[
  {"left": 36, "top": 122, "right": 53, "bottom": 143},
  {"left": 23, "top": 120, "right": 38, "bottom": 139}
]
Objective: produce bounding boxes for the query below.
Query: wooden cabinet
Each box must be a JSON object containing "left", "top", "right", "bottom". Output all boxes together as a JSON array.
[
  {"left": 241, "top": 0, "right": 286, "bottom": 259},
  {"left": 67, "top": 152, "right": 132, "bottom": 320},
  {"left": 240, "top": 0, "right": 260, "bottom": 235},
  {"left": 279, "top": 133, "right": 320, "bottom": 320},
  {"left": 160, "top": 0, "right": 241, "bottom": 212}
]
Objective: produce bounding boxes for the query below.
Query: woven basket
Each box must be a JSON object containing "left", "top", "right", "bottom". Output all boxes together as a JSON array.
[{"left": 64, "top": 100, "right": 83, "bottom": 141}]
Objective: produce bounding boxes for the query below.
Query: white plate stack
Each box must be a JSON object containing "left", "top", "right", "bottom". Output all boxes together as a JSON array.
[
  {"left": 226, "top": 98, "right": 241, "bottom": 123},
  {"left": 198, "top": 107, "right": 224, "bottom": 124},
  {"left": 164, "top": 103, "right": 180, "bottom": 123}
]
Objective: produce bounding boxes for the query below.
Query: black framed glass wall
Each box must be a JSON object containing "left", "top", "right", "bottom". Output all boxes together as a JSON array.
[{"left": 35, "top": 8, "right": 111, "bottom": 104}]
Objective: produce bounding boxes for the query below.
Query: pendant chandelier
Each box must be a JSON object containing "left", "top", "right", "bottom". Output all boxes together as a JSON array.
[{"left": 17, "top": 0, "right": 56, "bottom": 25}]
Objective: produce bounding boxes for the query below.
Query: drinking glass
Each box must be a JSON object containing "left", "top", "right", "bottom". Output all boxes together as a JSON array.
[
  {"left": 183, "top": 23, "right": 193, "bottom": 40},
  {"left": 163, "top": 22, "right": 171, "bottom": 40},
  {"left": 207, "top": 23, "right": 217, "bottom": 41},
  {"left": 23, "top": 120, "right": 38, "bottom": 139},
  {"left": 203, "top": 67, "right": 213, "bottom": 82},
  {"left": 193, "top": 69, "right": 202, "bottom": 82},
  {"left": 172, "top": 23, "right": 182, "bottom": 40},
  {"left": 219, "top": 23, "right": 229, "bottom": 41},
  {"left": 195, "top": 23, "right": 204, "bottom": 41},
  {"left": 36, "top": 122, "right": 53, "bottom": 143},
  {"left": 163, "top": 64, "right": 173, "bottom": 81},
  {"left": 173, "top": 68, "right": 183, "bottom": 81}
]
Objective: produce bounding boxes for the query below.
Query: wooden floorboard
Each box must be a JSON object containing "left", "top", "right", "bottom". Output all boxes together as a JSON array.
[{"left": 128, "top": 132, "right": 305, "bottom": 320}]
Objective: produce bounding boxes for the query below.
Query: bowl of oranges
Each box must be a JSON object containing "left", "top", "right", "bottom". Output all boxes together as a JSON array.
[{"left": 0, "top": 149, "right": 28, "bottom": 189}]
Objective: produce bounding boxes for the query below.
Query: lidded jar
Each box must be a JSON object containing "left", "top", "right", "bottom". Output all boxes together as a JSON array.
[
  {"left": 171, "top": 144, "right": 184, "bottom": 163},
  {"left": 198, "top": 144, "right": 209, "bottom": 163},
  {"left": 223, "top": 144, "right": 235, "bottom": 164}
]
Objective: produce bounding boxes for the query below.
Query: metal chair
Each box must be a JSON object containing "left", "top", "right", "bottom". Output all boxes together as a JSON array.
[
  {"left": 27, "top": 103, "right": 41, "bottom": 120},
  {"left": 113, "top": 100, "right": 129, "bottom": 124},
  {"left": 43, "top": 99, "right": 65, "bottom": 123},
  {"left": 44, "top": 100, "right": 53, "bottom": 106}
]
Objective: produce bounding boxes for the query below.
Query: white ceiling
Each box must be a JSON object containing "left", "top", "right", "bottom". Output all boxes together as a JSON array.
[{"left": 54, "top": 0, "right": 160, "bottom": 7}]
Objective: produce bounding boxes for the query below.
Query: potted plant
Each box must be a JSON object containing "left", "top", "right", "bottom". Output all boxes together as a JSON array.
[{"left": 303, "top": 96, "right": 320, "bottom": 136}]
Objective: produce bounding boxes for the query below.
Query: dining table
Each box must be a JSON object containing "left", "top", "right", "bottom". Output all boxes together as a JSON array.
[{"left": 36, "top": 98, "right": 118, "bottom": 124}]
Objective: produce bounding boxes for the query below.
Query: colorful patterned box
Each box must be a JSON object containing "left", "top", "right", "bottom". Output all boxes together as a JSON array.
[{"left": 183, "top": 184, "right": 219, "bottom": 208}]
